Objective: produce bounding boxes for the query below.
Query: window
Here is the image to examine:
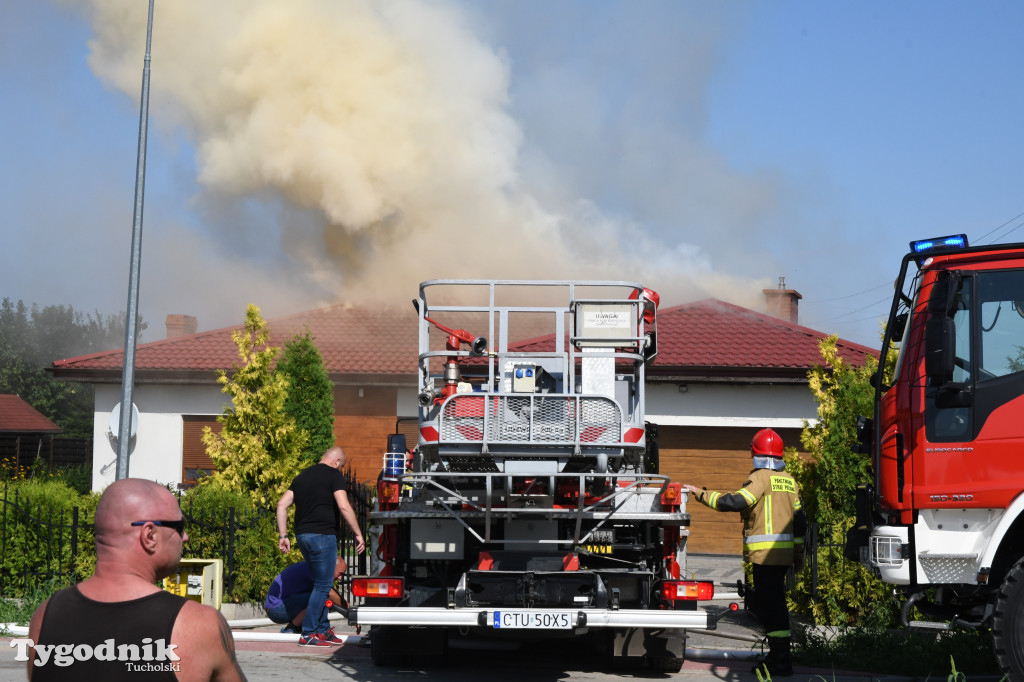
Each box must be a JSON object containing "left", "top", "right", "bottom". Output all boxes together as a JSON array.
[
  {"left": 977, "top": 270, "right": 1024, "bottom": 381},
  {"left": 925, "top": 276, "right": 972, "bottom": 442},
  {"left": 182, "top": 416, "right": 220, "bottom": 486}
]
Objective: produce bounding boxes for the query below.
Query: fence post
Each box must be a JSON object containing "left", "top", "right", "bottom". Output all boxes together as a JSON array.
[
  {"left": 1, "top": 481, "right": 7, "bottom": 596},
  {"left": 810, "top": 523, "right": 819, "bottom": 603},
  {"left": 226, "top": 507, "right": 236, "bottom": 597},
  {"left": 71, "top": 506, "right": 80, "bottom": 583}
]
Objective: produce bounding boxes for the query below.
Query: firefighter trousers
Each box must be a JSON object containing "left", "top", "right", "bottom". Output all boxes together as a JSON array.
[{"left": 750, "top": 563, "right": 792, "bottom": 665}]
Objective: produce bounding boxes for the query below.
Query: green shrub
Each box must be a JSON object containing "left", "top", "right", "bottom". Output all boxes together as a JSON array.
[
  {"left": 54, "top": 462, "right": 92, "bottom": 495},
  {"left": 179, "top": 485, "right": 298, "bottom": 604},
  {"left": 0, "top": 480, "right": 313, "bottom": 608},
  {"left": 0, "top": 479, "right": 91, "bottom": 599}
]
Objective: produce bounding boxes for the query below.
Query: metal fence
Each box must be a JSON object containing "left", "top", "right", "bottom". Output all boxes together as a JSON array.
[
  {"left": 0, "top": 467, "right": 373, "bottom": 605},
  {"left": 804, "top": 523, "right": 847, "bottom": 599},
  {"left": 0, "top": 482, "right": 85, "bottom": 597}
]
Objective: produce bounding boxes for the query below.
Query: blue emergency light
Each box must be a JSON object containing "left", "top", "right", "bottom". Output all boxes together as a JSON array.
[{"left": 910, "top": 234, "right": 969, "bottom": 254}]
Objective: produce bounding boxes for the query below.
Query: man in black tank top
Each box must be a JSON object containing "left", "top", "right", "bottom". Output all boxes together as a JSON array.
[
  {"left": 24, "top": 478, "right": 246, "bottom": 681},
  {"left": 276, "top": 447, "right": 365, "bottom": 646}
]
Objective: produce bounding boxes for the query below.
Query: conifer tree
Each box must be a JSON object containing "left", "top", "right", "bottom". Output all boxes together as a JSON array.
[
  {"left": 277, "top": 330, "right": 335, "bottom": 467},
  {"left": 201, "top": 304, "right": 306, "bottom": 508},
  {"left": 786, "top": 335, "right": 896, "bottom": 626}
]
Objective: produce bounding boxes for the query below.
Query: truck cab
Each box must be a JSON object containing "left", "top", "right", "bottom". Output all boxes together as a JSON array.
[{"left": 851, "top": 236, "right": 1024, "bottom": 676}]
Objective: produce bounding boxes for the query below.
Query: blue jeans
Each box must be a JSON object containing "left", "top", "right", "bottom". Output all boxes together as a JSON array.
[
  {"left": 296, "top": 533, "right": 338, "bottom": 635},
  {"left": 265, "top": 590, "right": 313, "bottom": 625}
]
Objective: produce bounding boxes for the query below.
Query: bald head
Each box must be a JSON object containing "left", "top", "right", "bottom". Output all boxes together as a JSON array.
[
  {"left": 94, "top": 479, "right": 184, "bottom": 561},
  {"left": 321, "top": 446, "right": 346, "bottom": 469},
  {"left": 95, "top": 479, "right": 179, "bottom": 530}
]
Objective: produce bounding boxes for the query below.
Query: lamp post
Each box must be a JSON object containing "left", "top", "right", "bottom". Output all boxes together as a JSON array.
[{"left": 116, "top": 0, "right": 155, "bottom": 480}]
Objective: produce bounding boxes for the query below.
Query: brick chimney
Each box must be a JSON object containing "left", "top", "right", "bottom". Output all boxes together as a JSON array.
[
  {"left": 165, "top": 314, "right": 198, "bottom": 339},
  {"left": 763, "top": 278, "right": 801, "bottom": 324}
]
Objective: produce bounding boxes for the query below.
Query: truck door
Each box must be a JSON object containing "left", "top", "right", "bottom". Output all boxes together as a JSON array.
[{"left": 918, "top": 268, "right": 1024, "bottom": 510}]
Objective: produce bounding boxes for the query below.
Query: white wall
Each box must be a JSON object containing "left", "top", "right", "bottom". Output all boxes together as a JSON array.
[
  {"left": 90, "top": 382, "right": 816, "bottom": 490},
  {"left": 92, "top": 384, "right": 226, "bottom": 491},
  {"left": 646, "top": 382, "right": 817, "bottom": 429}
]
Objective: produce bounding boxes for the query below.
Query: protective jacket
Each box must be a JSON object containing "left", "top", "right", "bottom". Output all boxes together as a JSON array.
[{"left": 692, "top": 467, "right": 805, "bottom": 566}]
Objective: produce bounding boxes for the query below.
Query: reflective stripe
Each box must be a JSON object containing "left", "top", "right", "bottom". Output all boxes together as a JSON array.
[
  {"left": 737, "top": 488, "right": 756, "bottom": 506},
  {"left": 707, "top": 491, "right": 721, "bottom": 508},
  {"left": 764, "top": 495, "right": 774, "bottom": 536},
  {"left": 745, "top": 540, "right": 795, "bottom": 551},
  {"left": 745, "top": 533, "right": 795, "bottom": 551},
  {"left": 746, "top": 533, "right": 795, "bottom": 543},
  {"left": 766, "top": 630, "right": 791, "bottom": 638}
]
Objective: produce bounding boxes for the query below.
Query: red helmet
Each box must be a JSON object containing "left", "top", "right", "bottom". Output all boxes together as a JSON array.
[{"left": 751, "top": 428, "right": 784, "bottom": 457}]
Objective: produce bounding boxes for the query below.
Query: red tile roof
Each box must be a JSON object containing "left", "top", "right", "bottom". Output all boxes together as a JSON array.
[
  {"left": 506, "top": 299, "right": 876, "bottom": 378},
  {"left": 650, "top": 299, "right": 876, "bottom": 370},
  {"left": 51, "top": 304, "right": 420, "bottom": 382},
  {"left": 50, "top": 299, "right": 877, "bottom": 383},
  {"left": 0, "top": 395, "right": 61, "bottom": 433}
]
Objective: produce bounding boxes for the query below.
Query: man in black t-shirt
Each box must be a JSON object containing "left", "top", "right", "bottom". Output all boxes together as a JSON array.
[{"left": 276, "top": 447, "right": 365, "bottom": 646}]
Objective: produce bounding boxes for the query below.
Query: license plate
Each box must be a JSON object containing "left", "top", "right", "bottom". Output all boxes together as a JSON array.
[{"left": 489, "top": 610, "right": 575, "bottom": 629}]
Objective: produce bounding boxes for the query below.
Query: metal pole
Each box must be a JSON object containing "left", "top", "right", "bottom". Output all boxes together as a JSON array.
[{"left": 116, "top": 0, "right": 155, "bottom": 480}]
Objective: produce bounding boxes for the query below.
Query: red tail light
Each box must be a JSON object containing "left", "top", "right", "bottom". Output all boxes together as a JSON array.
[
  {"left": 660, "top": 580, "right": 714, "bottom": 602},
  {"left": 352, "top": 577, "right": 404, "bottom": 598}
]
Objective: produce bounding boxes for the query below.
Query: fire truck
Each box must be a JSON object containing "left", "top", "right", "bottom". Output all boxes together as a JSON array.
[
  {"left": 848, "top": 235, "right": 1024, "bottom": 678},
  {"left": 348, "top": 280, "right": 723, "bottom": 670}
]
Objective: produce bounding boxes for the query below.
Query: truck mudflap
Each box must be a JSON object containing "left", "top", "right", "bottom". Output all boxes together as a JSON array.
[{"left": 350, "top": 605, "right": 714, "bottom": 630}]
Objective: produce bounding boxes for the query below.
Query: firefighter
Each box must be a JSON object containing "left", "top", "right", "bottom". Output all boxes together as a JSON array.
[{"left": 683, "top": 428, "right": 805, "bottom": 677}]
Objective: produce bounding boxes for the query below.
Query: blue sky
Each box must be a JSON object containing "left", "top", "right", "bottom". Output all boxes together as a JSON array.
[{"left": 4, "top": 1, "right": 1024, "bottom": 350}]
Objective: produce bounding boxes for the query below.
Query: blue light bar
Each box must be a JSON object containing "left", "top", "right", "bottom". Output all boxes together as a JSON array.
[{"left": 909, "top": 234, "right": 969, "bottom": 254}]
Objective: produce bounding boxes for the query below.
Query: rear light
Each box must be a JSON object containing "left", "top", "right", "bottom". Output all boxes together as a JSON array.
[
  {"left": 660, "top": 580, "right": 714, "bottom": 602},
  {"left": 352, "top": 577, "right": 404, "bottom": 598}
]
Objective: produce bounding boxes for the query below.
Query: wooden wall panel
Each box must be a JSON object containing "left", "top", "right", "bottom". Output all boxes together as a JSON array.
[
  {"left": 333, "top": 415, "right": 398, "bottom": 485},
  {"left": 331, "top": 385, "right": 408, "bottom": 485}
]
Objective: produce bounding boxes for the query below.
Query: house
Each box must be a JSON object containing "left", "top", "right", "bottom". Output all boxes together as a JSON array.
[
  {"left": 50, "top": 288, "right": 876, "bottom": 554},
  {"left": 0, "top": 394, "right": 63, "bottom": 470}
]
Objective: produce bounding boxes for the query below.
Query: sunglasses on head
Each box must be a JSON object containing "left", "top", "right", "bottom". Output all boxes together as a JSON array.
[{"left": 131, "top": 519, "right": 186, "bottom": 537}]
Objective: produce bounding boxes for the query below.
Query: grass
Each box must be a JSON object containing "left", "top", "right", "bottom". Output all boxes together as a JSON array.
[
  {"left": 0, "top": 580, "right": 68, "bottom": 634},
  {"left": 793, "top": 624, "right": 1003, "bottom": 678}
]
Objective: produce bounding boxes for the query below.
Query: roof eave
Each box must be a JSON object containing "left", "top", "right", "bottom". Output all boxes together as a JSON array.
[{"left": 646, "top": 365, "right": 810, "bottom": 384}]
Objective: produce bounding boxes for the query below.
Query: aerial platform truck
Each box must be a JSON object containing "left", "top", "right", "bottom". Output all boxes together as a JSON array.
[
  {"left": 848, "top": 235, "right": 1024, "bottom": 679},
  {"left": 348, "top": 280, "right": 725, "bottom": 670}
]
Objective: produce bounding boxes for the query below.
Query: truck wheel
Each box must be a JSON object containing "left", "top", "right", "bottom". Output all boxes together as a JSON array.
[
  {"left": 370, "top": 626, "right": 402, "bottom": 666},
  {"left": 646, "top": 652, "right": 684, "bottom": 673},
  {"left": 993, "top": 555, "right": 1024, "bottom": 678},
  {"left": 370, "top": 625, "right": 447, "bottom": 667},
  {"left": 607, "top": 628, "right": 685, "bottom": 672}
]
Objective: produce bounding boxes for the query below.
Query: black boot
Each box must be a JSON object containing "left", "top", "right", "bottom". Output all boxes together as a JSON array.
[{"left": 763, "top": 636, "right": 793, "bottom": 677}]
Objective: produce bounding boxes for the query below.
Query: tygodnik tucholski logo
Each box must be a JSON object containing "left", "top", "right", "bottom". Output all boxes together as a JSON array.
[{"left": 10, "top": 637, "right": 181, "bottom": 672}]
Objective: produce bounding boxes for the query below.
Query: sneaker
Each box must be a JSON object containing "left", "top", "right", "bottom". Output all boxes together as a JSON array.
[
  {"left": 322, "top": 627, "right": 345, "bottom": 645},
  {"left": 298, "top": 632, "right": 331, "bottom": 647},
  {"left": 280, "top": 623, "right": 301, "bottom": 634}
]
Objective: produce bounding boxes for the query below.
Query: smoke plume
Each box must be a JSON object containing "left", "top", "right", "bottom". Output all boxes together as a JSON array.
[{"left": 81, "top": 0, "right": 768, "bottom": 317}]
